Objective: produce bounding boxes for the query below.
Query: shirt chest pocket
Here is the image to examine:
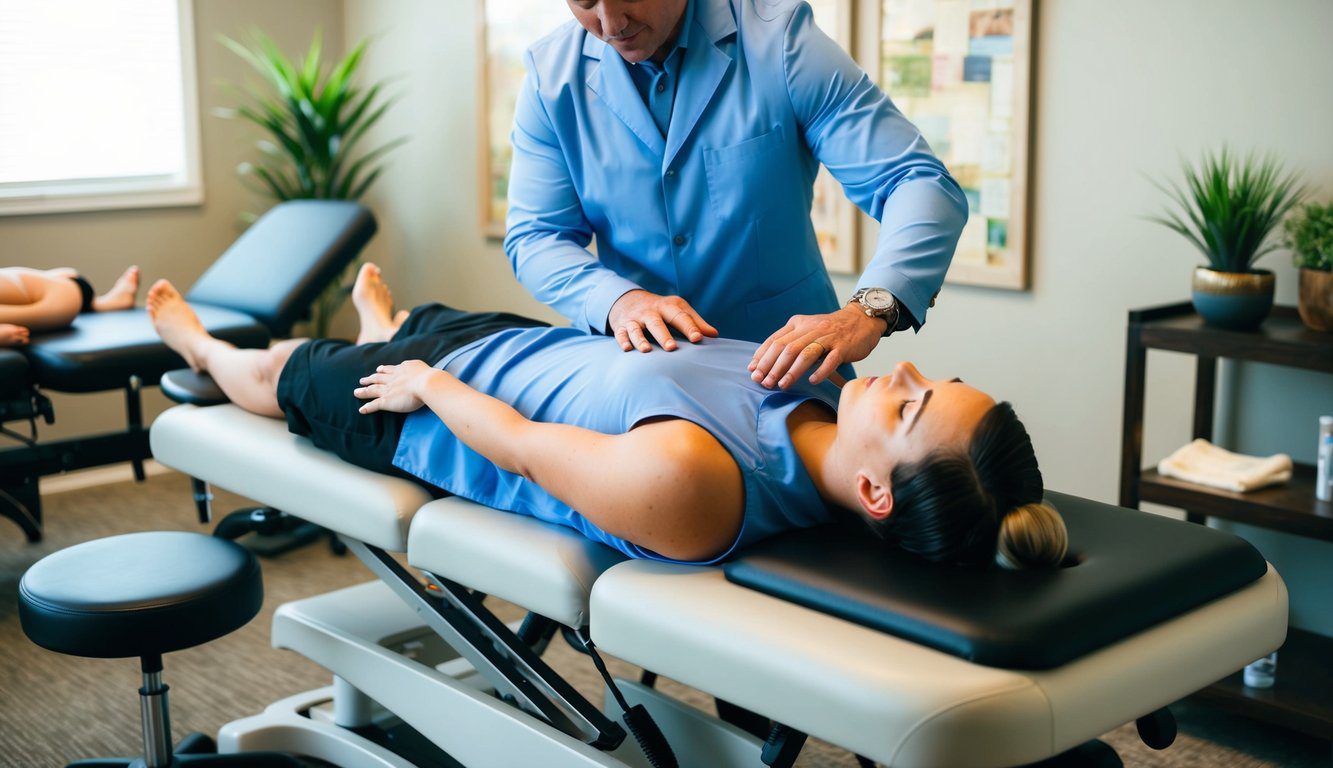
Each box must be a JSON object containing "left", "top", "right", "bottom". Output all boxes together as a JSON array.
[{"left": 703, "top": 127, "right": 786, "bottom": 223}]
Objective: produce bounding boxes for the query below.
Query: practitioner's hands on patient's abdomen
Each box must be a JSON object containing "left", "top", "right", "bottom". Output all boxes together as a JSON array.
[
  {"left": 355, "top": 360, "right": 442, "bottom": 414},
  {"left": 749, "top": 305, "right": 885, "bottom": 389},
  {"left": 607, "top": 289, "right": 718, "bottom": 352}
]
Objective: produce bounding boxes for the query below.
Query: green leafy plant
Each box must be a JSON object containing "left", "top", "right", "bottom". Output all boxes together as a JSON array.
[
  {"left": 1285, "top": 202, "right": 1333, "bottom": 272},
  {"left": 218, "top": 30, "right": 405, "bottom": 337},
  {"left": 1149, "top": 147, "right": 1307, "bottom": 273}
]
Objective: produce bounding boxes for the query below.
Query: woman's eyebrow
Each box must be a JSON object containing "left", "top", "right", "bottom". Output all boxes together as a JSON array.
[
  {"left": 909, "top": 389, "right": 934, "bottom": 432},
  {"left": 950, "top": 377, "right": 962, "bottom": 383}
]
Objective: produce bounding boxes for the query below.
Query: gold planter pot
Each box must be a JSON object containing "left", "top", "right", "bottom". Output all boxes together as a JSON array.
[
  {"left": 1190, "top": 267, "right": 1275, "bottom": 331},
  {"left": 1298, "top": 268, "right": 1333, "bottom": 333}
]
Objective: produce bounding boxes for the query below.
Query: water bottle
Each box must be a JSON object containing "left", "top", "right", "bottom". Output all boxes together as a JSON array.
[
  {"left": 1243, "top": 652, "right": 1277, "bottom": 688},
  {"left": 1318, "top": 415, "right": 1332, "bottom": 503}
]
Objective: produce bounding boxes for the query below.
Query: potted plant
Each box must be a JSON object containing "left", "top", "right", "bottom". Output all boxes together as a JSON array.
[
  {"left": 218, "top": 30, "right": 405, "bottom": 338},
  {"left": 1286, "top": 202, "right": 1333, "bottom": 332},
  {"left": 1150, "top": 148, "right": 1307, "bottom": 331}
]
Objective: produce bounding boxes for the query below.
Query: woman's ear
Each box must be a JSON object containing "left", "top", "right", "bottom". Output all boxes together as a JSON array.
[{"left": 856, "top": 472, "right": 894, "bottom": 521}]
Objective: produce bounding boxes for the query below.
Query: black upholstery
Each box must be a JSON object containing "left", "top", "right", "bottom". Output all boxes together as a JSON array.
[
  {"left": 186, "top": 200, "right": 377, "bottom": 336},
  {"left": 160, "top": 369, "right": 229, "bottom": 407},
  {"left": 724, "top": 491, "right": 1269, "bottom": 670},
  {"left": 24, "top": 306, "right": 266, "bottom": 393},
  {"left": 0, "top": 349, "right": 30, "bottom": 400},
  {"left": 18, "top": 531, "right": 263, "bottom": 658}
]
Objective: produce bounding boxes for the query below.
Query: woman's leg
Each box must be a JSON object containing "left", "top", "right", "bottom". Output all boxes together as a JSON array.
[{"left": 146, "top": 280, "right": 297, "bottom": 417}]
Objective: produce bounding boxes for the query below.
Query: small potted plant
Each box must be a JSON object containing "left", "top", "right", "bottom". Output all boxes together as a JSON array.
[
  {"left": 1285, "top": 202, "right": 1333, "bottom": 332},
  {"left": 1150, "top": 148, "right": 1307, "bottom": 331}
]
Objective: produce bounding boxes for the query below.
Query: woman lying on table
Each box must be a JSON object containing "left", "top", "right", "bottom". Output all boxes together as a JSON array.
[
  {"left": 146, "top": 263, "right": 1066, "bottom": 569},
  {"left": 0, "top": 266, "right": 140, "bottom": 346}
]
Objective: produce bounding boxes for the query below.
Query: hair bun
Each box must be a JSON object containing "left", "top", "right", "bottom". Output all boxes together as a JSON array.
[{"left": 996, "top": 502, "right": 1068, "bottom": 570}]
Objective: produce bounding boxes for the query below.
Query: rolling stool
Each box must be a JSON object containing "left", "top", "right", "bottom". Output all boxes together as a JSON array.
[{"left": 18, "top": 531, "right": 301, "bottom": 767}]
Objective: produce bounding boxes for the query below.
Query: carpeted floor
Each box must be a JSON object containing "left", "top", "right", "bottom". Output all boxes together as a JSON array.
[{"left": 0, "top": 472, "right": 1327, "bottom": 767}]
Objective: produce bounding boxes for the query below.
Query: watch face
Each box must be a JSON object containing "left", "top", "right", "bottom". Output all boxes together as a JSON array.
[{"left": 863, "top": 288, "right": 894, "bottom": 310}]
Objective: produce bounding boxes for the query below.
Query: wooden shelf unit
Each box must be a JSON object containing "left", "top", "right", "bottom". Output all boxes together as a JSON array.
[{"left": 1119, "top": 301, "right": 1333, "bottom": 740}]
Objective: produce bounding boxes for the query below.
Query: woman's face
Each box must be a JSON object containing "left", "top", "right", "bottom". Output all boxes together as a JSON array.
[
  {"left": 839, "top": 361, "right": 996, "bottom": 473},
  {"left": 567, "top": 0, "right": 688, "bottom": 64}
]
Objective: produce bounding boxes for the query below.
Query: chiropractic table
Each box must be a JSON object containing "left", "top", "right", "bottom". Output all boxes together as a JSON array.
[
  {"left": 0, "top": 200, "right": 375, "bottom": 544},
  {"left": 150, "top": 402, "right": 1287, "bottom": 768}
]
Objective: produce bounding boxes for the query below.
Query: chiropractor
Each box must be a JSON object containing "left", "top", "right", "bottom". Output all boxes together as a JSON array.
[{"left": 504, "top": 0, "right": 967, "bottom": 389}]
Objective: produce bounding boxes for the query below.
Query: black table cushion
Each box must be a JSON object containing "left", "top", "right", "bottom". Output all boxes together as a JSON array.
[
  {"left": 724, "top": 490, "right": 1269, "bottom": 670},
  {"left": 0, "top": 349, "right": 30, "bottom": 399},
  {"left": 22, "top": 305, "right": 268, "bottom": 393},
  {"left": 18, "top": 531, "right": 263, "bottom": 659}
]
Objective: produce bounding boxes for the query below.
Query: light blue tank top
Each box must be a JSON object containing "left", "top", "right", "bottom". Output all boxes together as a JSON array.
[{"left": 391, "top": 327, "right": 841, "bottom": 564}]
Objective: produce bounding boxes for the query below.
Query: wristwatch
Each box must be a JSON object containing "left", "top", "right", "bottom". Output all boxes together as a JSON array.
[{"left": 850, "top": 287, "right": 900, "bottom": 337}]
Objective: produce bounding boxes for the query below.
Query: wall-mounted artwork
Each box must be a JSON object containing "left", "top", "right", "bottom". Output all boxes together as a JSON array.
[
  {"left": 807, "top": 0, "right": 860, "bottom": 274},
  {"left": 477, "top": 0, "right": 571, "bottom": 240},
  {"left": 879, "top": 0, "right": 1032, "bottom": 289}
]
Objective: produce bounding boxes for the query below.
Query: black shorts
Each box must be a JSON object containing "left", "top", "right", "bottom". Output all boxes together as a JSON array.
[{"left": 274, "top": 303, "right": 548, "bottom": 479}]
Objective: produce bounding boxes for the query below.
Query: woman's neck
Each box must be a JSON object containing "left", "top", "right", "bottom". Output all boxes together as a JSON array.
[{"left": 787, "top": 402, "right": 858, "bottom": 511}]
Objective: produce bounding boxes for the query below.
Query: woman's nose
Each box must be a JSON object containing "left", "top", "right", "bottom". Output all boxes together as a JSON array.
[{"left": 893, "top": 361, "right": 924, "bottom": 385}]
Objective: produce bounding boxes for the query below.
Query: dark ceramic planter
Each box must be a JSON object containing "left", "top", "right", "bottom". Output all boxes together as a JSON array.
[{"left": 1191, "top": 267, "right": 1275, "bottom": 331}]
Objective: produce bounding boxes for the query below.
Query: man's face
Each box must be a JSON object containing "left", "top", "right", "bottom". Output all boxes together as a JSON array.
[{"left": 567, "top": 0, "right": 689, "bottom": 64}]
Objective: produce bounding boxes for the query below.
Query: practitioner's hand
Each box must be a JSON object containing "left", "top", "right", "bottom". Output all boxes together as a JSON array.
[
  {"left": 0, "top": 324, "right": 29, "bottom": 347},
  {"left": 355, "top": 360, "right": 444, "bottom": 414},
  {"left": 748, "top": 304, "right": 886, "bottom": 390},
  {"left": 607, "top": 290, "right": 718, "bottom": 352}
]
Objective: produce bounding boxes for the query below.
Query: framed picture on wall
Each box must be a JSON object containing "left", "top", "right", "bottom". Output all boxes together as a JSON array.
[
  {"left": 877, "top": 0, "right": 1033, "bottom": 289},
  {"left": 807, "top": 0, "right": 860, "bottom": 274},
  {"left": 476, "top": 0, "right": 571, "bottom": 240}
]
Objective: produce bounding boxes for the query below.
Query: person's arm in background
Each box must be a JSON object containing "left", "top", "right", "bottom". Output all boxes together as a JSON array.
[
  {"left": 749, "top": 3, "right": 969, "bottom": 388},
  {"left": 504, "top": 53, "right": 717, "bottom": 351}
]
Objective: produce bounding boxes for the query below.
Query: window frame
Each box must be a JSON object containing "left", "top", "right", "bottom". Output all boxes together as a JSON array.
[{"left": 0, "top": 0, "right": 203, "bottom": 217}]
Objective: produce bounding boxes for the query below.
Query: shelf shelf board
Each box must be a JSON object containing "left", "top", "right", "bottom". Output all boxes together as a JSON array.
[
  {"left": 1191, "top": 628, "right": 1333, "bottom": 740},
  {"left": 1140, "top": 463, "right": 1333, "bottom": 542},
  {"left": 1132, "top": 304, "right": 1333, "bottom": 374}
]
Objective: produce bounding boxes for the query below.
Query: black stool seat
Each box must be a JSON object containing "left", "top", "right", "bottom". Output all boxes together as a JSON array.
[{"left": 19, "top": 532, "right": 263, "bottom": 659}]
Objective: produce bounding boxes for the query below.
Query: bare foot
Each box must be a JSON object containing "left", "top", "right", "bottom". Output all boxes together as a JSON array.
[
  {"left": 0, "top": 324, "right": 29, "bottom": 347},
  {"left": 92, "top": 266, "right": 139, "bottom": 312},
  {"left": 352, "top": 263, "right": 400, "bottom": 344},
  {"left": 146, "top": 279, "right": 209, "bottom": 371}
]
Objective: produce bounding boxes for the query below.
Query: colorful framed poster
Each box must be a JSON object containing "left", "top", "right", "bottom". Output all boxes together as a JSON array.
[
  {"left": 877, "top": 0, "right": 1032, "bottom": 289},
  {"left": 477, "top": 1, "right": 571, "bottom": 239},
  {"left": 807, "top": 0, "right": 860, "bottom": 274}
]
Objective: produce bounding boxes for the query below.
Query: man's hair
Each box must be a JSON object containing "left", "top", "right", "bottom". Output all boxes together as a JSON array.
[{"left": 866, "top": 402, "right": 1066, "bottom": 569}]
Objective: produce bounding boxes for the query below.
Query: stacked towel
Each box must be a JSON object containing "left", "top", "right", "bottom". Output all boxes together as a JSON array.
[{"left": 1157, "top": 439, "right": 1293, "bottom": 493}]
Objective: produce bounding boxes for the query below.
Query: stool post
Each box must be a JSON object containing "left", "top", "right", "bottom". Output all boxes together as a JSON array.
[{"left": 139, "top": 654, "right": 174, "bottom": 768}]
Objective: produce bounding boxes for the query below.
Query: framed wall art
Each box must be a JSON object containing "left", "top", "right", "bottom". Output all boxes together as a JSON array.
[
  {"left": 476, "top": 0, "right": 571, "bottom": 239},
  {"left": 875, "top": 0, "right": 1033, "bottom": 289}
]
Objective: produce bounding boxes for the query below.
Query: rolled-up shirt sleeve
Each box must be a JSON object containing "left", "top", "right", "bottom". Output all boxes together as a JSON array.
[
  {"left": 504, "top": 52, "right": 641, "bottom": 333},
  {"left": 782, "top": 3, "right": 968, "bottom": 328}
]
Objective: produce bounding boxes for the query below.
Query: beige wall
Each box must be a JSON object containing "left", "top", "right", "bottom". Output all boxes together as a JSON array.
[{"left": 0, "top": 0, "right": 344, "bottom": 440}]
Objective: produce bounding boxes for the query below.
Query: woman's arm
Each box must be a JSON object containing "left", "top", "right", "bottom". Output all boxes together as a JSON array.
[{"left": 355, "top": 361, "right": 743, "bottom": 561}]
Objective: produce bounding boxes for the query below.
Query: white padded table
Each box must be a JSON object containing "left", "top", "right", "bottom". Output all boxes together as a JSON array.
[
  {"left": 151, "top": 404, "right": 431, "bottom": 551},
  {"left": 408, "top": 497, "right": 626, "bottom": 629},
  {"left": 591, "top": 561, "right": 1288, "bottom": 768}
]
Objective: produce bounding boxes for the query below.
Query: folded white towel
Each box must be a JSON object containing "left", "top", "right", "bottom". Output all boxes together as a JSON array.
[{"left": 1157, "top": 439, "right": 1293, "bottom": 493}]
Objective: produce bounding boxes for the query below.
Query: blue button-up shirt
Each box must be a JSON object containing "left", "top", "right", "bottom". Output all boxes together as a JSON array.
[
  {"left": 505, "top": 0, "right": 967, "bottom": 343},
  {"left": 626, "top": 0, "right": 693, "bottom": 137}
]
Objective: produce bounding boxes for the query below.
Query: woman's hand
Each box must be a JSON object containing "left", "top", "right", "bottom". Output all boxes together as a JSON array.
[{"left": 355, "top": 360, "right": 446, "bottom": 414}]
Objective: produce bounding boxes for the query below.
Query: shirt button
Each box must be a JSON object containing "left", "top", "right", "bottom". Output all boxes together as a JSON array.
[
  {"left": 673, "top": 235, "right": 687, "bottom": 246},
  {"left": 656, "top": 82, "right": 666, "bottom": 93},
  {"left": 665, "top": 169, "right": 676, "bottom": 178}
]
